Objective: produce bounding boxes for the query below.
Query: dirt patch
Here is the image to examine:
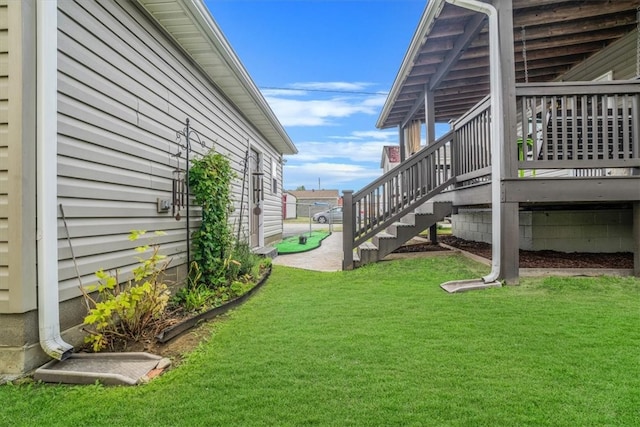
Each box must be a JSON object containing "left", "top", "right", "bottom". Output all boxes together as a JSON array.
[
  {"left": 76, "top": 311, "right": 218, "bottom": 368},
  {"left": 79, "top": 267, "right": 272, "bottom": 366},
  {"left": 432, "top": 235, "right": 634, "bottom": 269},
  {"left": 392, "top": 239, "right": 449, "bottom": 254}
]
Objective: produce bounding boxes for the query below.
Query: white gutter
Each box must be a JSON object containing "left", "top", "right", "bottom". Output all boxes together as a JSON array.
[
  {"left": 37, "top": 0, "right": 73, "bottom": 360},
  {"left": 446, "top": 0, "right": 503, "bottom": 283}
]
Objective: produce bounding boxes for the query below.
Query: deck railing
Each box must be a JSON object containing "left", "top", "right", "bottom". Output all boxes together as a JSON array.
[
  {"left": 516, "top": 82, "right": 640, "bottom": 173},
  {"left": 453, "top": 96, "right": 492, "bottom": 186},
  {"left": 342, "top": 131, "right": 456, "bottom": 269}
]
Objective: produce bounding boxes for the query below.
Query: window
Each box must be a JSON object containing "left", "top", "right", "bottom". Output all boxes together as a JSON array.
[{"left": 271, "top": 159, "right": 278, "bottom": 195}]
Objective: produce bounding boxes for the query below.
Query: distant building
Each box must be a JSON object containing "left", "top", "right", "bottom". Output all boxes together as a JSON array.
[
  {"left": 286, "top": 190, "right": 340, "bottom": 217},
  {"left": 380, "top": 145, "right": 401, "bottom": 173},
  {"left": 282, "top": 193, "right": 297, "bottom": 219}
]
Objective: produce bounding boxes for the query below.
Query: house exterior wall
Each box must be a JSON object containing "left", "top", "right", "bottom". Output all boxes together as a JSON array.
[
  {"left": 56, "top": 0, "right": 285, "bottom": 301},
  {"left": 0, "top": 0, "right": 37, "bottom": 315},
  {"left": 260, "top": 151, "right": 284, "bottom": 245},
  {"left": 0, "top": 0, "right": 40, "bottom": 377},
  {"left": 452, "top": 208, "right": 634, "bottom": 253},
  {"left": 1, "top": 0, "right": 289, "bottom": 377}
]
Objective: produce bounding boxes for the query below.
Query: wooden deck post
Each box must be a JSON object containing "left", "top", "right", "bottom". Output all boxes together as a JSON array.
[
  {"left": 398, "top": 125, "right": 406, "bottom": 162},
  {"left": 500, "top": 202, "right": 519, "bottom": 284},
  {"left": 496, "top": 0, "right": 519, "bottom": 283},
  {"left": 342, "top": 190, "right": 354, "bottom": 270}
]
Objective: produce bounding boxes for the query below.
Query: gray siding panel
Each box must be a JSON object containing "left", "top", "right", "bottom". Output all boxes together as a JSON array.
[
  {"left": 561, "top": 31, "right": 639, "bottom": 81},
  {"left": 56, "top": 0, "right": 284, "bottom": 300}
]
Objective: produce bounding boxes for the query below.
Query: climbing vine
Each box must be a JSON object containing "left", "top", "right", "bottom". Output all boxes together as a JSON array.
[{"left": 188, "top": 149, "right": 236, "bottom": 287}]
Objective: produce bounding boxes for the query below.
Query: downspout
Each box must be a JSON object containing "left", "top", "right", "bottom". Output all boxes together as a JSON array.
[
  {"left": 37, "top": 0, "right": 73, "bottom": 360},
  {"left": 445, "top": 0, "right": 504, "bottom": 283}
]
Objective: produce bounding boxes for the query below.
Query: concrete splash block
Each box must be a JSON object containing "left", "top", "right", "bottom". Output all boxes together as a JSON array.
[
  {"left": 440, "top": 279, "right": 502, "bottom": 293},
  {"left": 34, "top": 352, "right": 171, "bottom": 386}
]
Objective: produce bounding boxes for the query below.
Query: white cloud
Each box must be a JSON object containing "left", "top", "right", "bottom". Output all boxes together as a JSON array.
[
  {"left": 265, "top": 96, "right": 381, "bottom": 127},
  {"left": 261, "top": 80, "right": 389, "bottom": 127},
  {"left": 332, "top": 129, "right": 398, "bottom": 141},
  {"left": 285, "top": 128, "right": 398, "bottom": 163},
  {"left": 284, "top": 162, "right": 382, "bottom": 190},
  {"left": 266, "top": 81, "right": 398, "bottom": 190},
  {"left": 288, "top": 140, "right": 390, "bottom": 163}
]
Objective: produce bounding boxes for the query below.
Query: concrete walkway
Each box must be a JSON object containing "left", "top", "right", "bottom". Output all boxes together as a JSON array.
[{"left": 272, "top": 231, "right": 343, "bottom": 272}]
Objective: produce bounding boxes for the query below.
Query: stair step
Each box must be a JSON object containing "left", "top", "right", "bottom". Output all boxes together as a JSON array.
[
  {"left": 253, "top": 246, "right": 278, "bottom": 258},
  {"left": 348, "top": 199, "right": 453, "bottom": 269},
  {"left": 375, "top": 232, "right": 394, "bottom": 240},
  {"left": 359, "top": 241, "right": 377, "bottom": 251}
]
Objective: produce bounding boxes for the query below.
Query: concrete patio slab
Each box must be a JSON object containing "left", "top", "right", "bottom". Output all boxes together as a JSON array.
[{"left": 273, "top": 231, "right": 343, "bottom": 272}]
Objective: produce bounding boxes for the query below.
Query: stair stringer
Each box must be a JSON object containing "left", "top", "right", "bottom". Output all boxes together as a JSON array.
[{"left": 356, "top": 202, "right": 452, "bottom": 267}]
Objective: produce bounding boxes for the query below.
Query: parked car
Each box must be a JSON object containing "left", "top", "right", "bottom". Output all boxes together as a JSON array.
[{"left": 312, "top": 206, "right": 342, "bottom": 223}]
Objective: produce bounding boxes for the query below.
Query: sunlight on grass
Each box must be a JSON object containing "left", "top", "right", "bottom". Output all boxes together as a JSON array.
[{"left": 1, "top": 255, "right": 639, "bottom": 426}]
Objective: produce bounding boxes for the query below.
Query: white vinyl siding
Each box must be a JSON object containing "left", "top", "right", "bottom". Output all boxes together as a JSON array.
[
  {"left": 0, "top": 0, "right": 8, "bottom": 307},
  {"left": 0, "top": 0, "right": 37, "bottom": 314},
  {"left": 57, "top": 0, "right": 284, "bottom": 300}
]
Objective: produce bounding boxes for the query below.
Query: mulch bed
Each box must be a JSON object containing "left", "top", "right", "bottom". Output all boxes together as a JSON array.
[{"left": 393, "top": 235, "right": 634, "bottom": 269}]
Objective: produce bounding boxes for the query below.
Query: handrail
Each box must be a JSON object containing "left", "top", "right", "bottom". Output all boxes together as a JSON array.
[
  {"left": 343, "top": 130, "right": 457, "bottom": 269},
  {"left": 354, "top": 130, "right": 453, "bottom": 199}
]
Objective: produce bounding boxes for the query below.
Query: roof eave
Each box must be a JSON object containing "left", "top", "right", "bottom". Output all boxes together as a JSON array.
[
  {"left": 376, "top": 0, "right": 445, "bottom": 130},
  {"left": 136, "top": 0, "right": 297, "bottom": 155}
]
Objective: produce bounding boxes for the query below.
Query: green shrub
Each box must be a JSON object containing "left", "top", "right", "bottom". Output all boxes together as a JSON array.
[{"left": 81, "top": 230, "right": 170, "bottom": 352}]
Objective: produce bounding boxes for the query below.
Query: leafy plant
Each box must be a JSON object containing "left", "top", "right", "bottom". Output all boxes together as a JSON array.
[
  {"left": 81, "top": 230, "right": 171, "bottom": 351},
  {"left": 172, "top": 283, "right": 215, "bottom": 313},
  {"left": 188, "top": 150, "right": 236, "bottom": 287}
]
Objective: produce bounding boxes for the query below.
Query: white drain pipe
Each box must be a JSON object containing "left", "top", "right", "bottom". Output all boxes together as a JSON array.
[
  {"left": 37, "top": 0, "right": 73, "bottom": 360},
  {"left": 445, "top": 0, "right": 503, "bottom": 283}
]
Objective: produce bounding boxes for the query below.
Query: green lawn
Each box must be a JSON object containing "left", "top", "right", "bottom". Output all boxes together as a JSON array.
[{"left": 2, "top": 255, "right": 639, "bottom": 426}]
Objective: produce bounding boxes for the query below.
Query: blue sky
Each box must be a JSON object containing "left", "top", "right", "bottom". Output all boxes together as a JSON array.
[{"left": 204, "top": 0, "right": 426, "bottom": 193}]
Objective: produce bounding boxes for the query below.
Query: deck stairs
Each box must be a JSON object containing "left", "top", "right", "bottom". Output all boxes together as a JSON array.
[{"left": 354, "top": 201, "right": 452, "bottom": 268}]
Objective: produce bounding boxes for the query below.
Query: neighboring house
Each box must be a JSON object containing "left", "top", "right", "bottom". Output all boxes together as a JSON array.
[
  {"left": 287, "top": 190, "right": 340, "bottom": 217},
  {"left": 343, "top": 0, "right": 640, "bottom": 282},
  {"left": 380, "top": 145, "right": 401, "bottom": 173},
  {"left": 0, "top": 0, "right": 296, "bottom": 377},
  {"left": 283, "top": 192, "right": 297, "bottom": 219}
]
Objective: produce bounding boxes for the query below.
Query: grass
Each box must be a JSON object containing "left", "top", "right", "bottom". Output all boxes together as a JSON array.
[
  {"left": 275, "top": 230, "right": 331, "bottom": 254},
  {"left": 2, "top": 255, "right": 639, "bottom": 426}
]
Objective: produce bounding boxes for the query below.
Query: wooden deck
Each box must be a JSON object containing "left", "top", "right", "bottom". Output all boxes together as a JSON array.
[{"left": 343, "top": 82, "right": 640, "bottom": 271}]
